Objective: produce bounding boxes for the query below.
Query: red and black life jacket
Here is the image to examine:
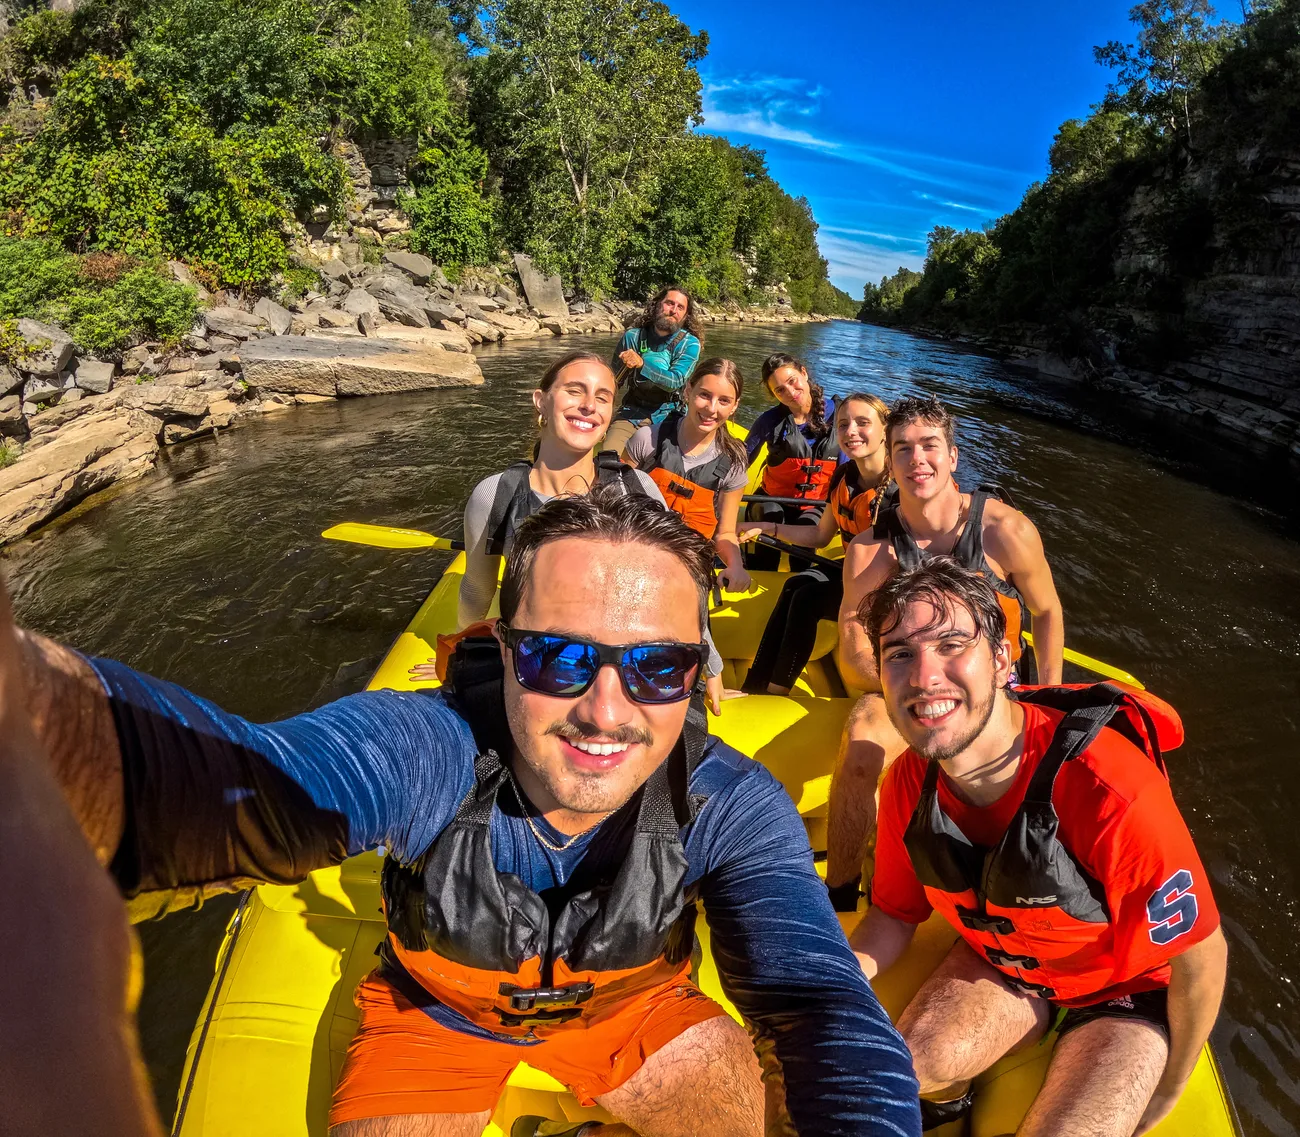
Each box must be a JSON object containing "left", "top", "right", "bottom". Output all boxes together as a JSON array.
[
  {"left": 828, "top": 464, "right": 887, "bottom": 541},
  {"left": 902, "top": 683, "right": 1184, "bottom": 1004},
  {"left": 642, "top": 411, "right": 739, "bottom": 540},
  {"left": 380, "top": 637, "right": 709, "bottom": 1038},
  {"left": 760, "top": 403, "right": 841, "bottom": 502},
  {"left": 873, "top": 485, "right": 1031, "bottom": 671},
  {"left": 483, "top": 450, "right": 644, "bottom": 556}
]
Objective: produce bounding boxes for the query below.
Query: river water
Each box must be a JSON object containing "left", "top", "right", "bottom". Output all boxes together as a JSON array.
[{"left": 3, "top": 320, "right": 1298, "bottom": 1134}]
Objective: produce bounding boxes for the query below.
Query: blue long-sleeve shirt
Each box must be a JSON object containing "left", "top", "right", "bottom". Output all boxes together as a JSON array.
[
  {"left": 93, "top": 657, "right": 919, "bottom": 1135},
  {"left": 611, "top": 326, "right": 701, "bottom": 420}
]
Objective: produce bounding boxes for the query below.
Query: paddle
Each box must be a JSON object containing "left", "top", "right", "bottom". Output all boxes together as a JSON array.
[
  {"left": 741, "top": 493, "right": 830, "bottom": 508},
  {"left": 322, "top": 523, "right": 464, "bottom": 551},
  {"left": 1021, "top": 631, "right": 1144, "bottom": 689},
  {"left": 751, "top": 534, "right": 842, "bottom": 572}
]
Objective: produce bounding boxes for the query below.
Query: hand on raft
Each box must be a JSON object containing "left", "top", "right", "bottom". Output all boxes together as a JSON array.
[{"left": 716, "top": 563, "right": 752, "bottom": 593}]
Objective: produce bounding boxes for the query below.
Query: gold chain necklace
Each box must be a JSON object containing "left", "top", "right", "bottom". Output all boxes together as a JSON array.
[{"left": 504, "top": 767, "right": 608, "bottom": 853}]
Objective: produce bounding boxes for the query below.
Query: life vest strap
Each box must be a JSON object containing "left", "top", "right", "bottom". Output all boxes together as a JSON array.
[
  {"left": 498, "top": 980, "right": 595, "bottom": 1014},
  {"left": 957, "top": 907, "right": 1014, "bottom": 935},
  {"left": 985, "top": 948, "right": 1041, "bottom": 970},
  {"left": 1007, "top": 977, "right": 1057, "bottom": 999}
]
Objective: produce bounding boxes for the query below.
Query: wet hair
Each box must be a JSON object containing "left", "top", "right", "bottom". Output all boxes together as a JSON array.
[
  {"left": 761, "top": 352, "right": 829, "bottom": 436},
  {"left": 537, "top": 350, "right": 612, "bottom": 393},
  {"left": 862, "top": 557, "right": 1006, "bottom": 665},
  {"left": 500, "top": 482, "right": 715, "bottom": 632},
  {"left": 685, "top": 357, "right": 747, "bottom": 471},
  {"left": 830, "top": 390, "right": 893, "bottom": 513},
  {"left": 636, "top": 285, "right": 704, "bottom": 344},
  {"left": 886, "top": 394, "right": 955, "bottom": 450}
]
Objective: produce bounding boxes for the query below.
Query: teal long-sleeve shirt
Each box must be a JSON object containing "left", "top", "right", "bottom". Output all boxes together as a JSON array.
[{"left": 611, "top": 326, "right": 701, "bottom": 420}]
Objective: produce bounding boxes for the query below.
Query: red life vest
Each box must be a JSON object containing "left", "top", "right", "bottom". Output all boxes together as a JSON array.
[
  {"left": 760, "top": 404, "right": 840, "bottom": 502},
  {"left": 642, "top": 412, "right": 738, "bottom": 540},
  {"left": 380, "top": 638, "right": 709, "bottom": 1039},
  {"left": 873, "top": 486, "right": 1030, "bottom": 668},
  {"left": 902, "top": 683, "right": 1185, "bottom": 1004},
  {"left": 828, "top": 465, "right": 884, "bottom": 541}
]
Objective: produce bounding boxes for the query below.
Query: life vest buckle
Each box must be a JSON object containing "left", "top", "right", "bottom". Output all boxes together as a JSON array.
[
  {"left": 1007, "top": 977, "right": 1056, "bottom": 999},
  {"left": 667, "top": 479, "right": 695, "bottom": 499},
  {"left": 985, "top": 948, "right": 1041, "bottom": 970},
  {"left": 498, "top": 981, "right": 595, "bottom": 1013},
  {"left": 957, "top": 907, "right": 1015, "bottom": 935}
]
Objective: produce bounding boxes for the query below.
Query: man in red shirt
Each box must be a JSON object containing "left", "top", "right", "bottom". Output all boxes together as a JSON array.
[{"left": 849, "top": 557, "right": 1227, "bottom": 1136}]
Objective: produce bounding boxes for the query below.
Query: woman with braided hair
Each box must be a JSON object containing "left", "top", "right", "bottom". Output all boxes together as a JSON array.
[
  {"left": 740, "top": 392, "right": 891, "bottom": 695},
  {"left": 743, "top": 353, "right": 843, "bottom": 571}
]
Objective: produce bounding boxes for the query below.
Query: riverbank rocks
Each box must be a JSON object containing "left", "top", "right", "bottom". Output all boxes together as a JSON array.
[
  {"left": 0, "top": 406, "right": 161, "bottom": 544},
  {"left": 513, "top": 253, "right": 567, "bottom": 318},
  {"left": 239, "top": 336, "right": 483, "bottom": 398},
  {"left": 16, "top": 318, "right": 75, "bottom": 379},
  {"left": 0, "top": 394, "right": 23, "bottom": 437},
  {"left": 253, "top": 297, "right": 294, "bottom": 336},
  {"left": 204, "top": 307, "right": 265, "bottom": 339},
  {"left": 72, "top": 358, "right": 116, "bottom": 394},
  {"left": 382, "top": 249, "right": 435, "bottom": 284}
]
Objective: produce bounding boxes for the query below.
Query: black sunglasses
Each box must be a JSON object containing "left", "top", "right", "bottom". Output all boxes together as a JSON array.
[{"left": 499, "top": 625, "right": 706, "bottom": 705}]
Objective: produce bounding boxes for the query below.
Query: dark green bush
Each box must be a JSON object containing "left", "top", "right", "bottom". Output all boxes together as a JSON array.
[{"left": 402, "top": 141, "right": 494, "bottom": 267}]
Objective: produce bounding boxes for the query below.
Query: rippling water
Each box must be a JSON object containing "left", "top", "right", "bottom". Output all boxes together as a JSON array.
[{"left": 4, "top": 321, "right": 1298, "bottom": 1133}]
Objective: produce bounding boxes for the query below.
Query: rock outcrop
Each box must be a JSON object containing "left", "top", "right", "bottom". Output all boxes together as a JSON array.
[{"left": 239, "top": 336, "right": 483, "bottom": 397}]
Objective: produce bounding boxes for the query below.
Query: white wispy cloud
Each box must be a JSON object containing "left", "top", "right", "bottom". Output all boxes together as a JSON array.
[
  {"left": 915, "top": 192, "right": 988, "bottom": 214},
  {"left": 822, "top": 225, "right": 929, "bottom": 247},
  {"left": 819, "top": 235, "right": 925, "bottom": 292}
]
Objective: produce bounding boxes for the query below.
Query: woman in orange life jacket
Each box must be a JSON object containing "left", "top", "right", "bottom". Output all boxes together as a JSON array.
[
  {"left": 743, "top": 353, "right": 843, "bottom": 571},
  {"left": 739, "top": 392, "right": 891, "bottom": 695},
  {"left": 622, "top": 358, "right": 753, "bottom": 593}
]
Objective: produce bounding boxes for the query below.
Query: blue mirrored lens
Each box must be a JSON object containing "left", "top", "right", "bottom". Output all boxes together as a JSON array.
[
  {"left": 514, "top": 634, "right": 600, "bottom": 695},
  {"left": 624, "top": 644, "right": 699, "bottom": 702}
]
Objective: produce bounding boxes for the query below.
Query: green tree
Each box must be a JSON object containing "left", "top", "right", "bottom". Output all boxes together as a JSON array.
[
  {"left": 1095, "top": 0, "right": 1228, "bottom": 150},
  {"left": 471, "top": 0, "right": 707, "bottom": 294}
]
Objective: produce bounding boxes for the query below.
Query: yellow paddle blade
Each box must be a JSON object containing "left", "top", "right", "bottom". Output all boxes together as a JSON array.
[
  {"left": 1023, "top": 631, "right": 1145, "bottom": 690},
  {"left": 321, "top": 523, "right": 458, "bottom": 551}
]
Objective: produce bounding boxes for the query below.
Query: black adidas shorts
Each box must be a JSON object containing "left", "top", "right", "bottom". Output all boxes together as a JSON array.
[{"left": 1056, "top": 988, "right": 1169, "bottom": 1041}]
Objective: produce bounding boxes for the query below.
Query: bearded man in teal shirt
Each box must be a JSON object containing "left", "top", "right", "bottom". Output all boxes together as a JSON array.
[{"left": 605, "top": 285, "right": 703, "bottom": 453}]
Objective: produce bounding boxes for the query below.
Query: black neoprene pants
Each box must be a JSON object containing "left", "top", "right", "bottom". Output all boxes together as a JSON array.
[
  {"left": 743, "top": 562, "right": 845, "bottom": 692},
  {"left": 744, "top": 501, "right": 823, "bottom": 572}
]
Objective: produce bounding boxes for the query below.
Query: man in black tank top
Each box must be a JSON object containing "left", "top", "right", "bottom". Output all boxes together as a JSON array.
[{"left": 823, "top": 396, "right": 1065, "bottom": 911}]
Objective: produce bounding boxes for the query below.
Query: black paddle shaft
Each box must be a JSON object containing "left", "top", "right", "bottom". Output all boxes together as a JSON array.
[
  {"left": 742, "top": 493, "right": 830, "bottom": 508},
  {"left": 753, "top": 535, "right": 842, "bottom": 572}
]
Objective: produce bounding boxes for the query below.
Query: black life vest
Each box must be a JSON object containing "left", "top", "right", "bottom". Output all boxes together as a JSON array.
[
  {"left": 483, "top": 450, "right": 644, "bottom": 556},
  {"left": 760, "top": 401, "right": 841, "bottom": 502},
  {"left": 643, "top": 411, "right": 738, "bottom": 540},
  {"left": 873, "top": 485, "right": 1032, "bottom": 672},
  {"left": 902, "top": 683, "right": 1183, "bottom": 1003},
  {"left": 380, "top": 636, "right": 710, "bottom": 1038},
  {"left": 621, "top": 328, "right": 690, "bottom": 409}
]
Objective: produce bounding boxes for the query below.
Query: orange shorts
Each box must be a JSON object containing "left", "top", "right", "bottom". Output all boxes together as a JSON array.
[{"left": 329, "top": 970, "right": 729, "bottom": 1126}]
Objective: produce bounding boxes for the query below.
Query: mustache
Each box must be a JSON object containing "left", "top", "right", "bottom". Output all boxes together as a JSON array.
[{"left": 546, "top": 720, "right": 653, "bottom": 746}]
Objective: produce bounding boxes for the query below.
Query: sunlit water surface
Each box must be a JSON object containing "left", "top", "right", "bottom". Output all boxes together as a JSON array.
[{"left": 5, "top": 320, "right": 1298, "bottom": 1133}]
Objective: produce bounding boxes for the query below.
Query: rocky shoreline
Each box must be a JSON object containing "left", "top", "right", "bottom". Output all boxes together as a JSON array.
[{"left": 0, "top": 249, "right": 827, "bottom": 546}]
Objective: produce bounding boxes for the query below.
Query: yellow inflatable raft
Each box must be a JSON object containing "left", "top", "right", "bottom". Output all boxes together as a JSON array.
[{"left": 170, "top": 552, "right": 1240, "bottom": 1137}]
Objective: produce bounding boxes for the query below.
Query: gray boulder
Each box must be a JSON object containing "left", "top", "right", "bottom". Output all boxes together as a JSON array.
[
  {"left": 382, "top": 250, "right": 435, "bottom": 284},
  {"left": 23, "top": 375, "right": 64, "bottom": 404},
  {"left": 319, "top": 258, "right": 352, "bottom": 282},
  {"left": 342, "top": 289, "right": 381, "bottom": 320},
  {"left": 239, "top": 335, "right": 483, "bottom": 397},
  {"left": 60, "top": 387, "right": 85, "bottom": 405},
  {"left": 204, "top": 306, "right": 264, "bottom": 340},
  {"left": 0, "top": 394, "right": 24, "bottom": 437},
  {"left": 121, "top": 346, "right": 154, "bottom": 375},
  {"left": 316, "top": 308, "right": 357, "bottom": 329},
  {"left": 458, "top": 298, "right": 487, "bottom": 322},
  {"left": 423, "top": 301, "right": 464, "bottom": 324},
  {"left": 0, "top": 365, "right": 20, "bottom": 397},
  {"left": 358, "top": 310, "right": 379, "bottom": 337},
  {"left": 253, "top": 297, "right": 294, "bottom": 336},
  {"left": 366, "top": 275, "right": 431, "bottom": 328},
  {"left": 512, "top": 253, "right": 567, "bottom": 318},
  {"left": 16, "top": 319, "right": 75, "bottom": 379},
  {"left": 72, "top": 359, "right": 116, "bottom": 395}
]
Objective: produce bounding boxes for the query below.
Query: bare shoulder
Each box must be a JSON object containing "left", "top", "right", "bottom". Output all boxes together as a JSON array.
[
  {"left": 843, "top": 531, "right": 895, "bottom": 591},
  {"left": 982, "top": 497, "right": 1044, "bottom": 562}
]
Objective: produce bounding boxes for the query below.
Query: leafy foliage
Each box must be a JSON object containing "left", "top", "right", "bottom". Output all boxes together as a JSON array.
[
  {"left": 402, "top": 138, "right": 495, "bottom": 267},
  {"left": 0, "top": 236, "right": 198, "bottom": 351}
]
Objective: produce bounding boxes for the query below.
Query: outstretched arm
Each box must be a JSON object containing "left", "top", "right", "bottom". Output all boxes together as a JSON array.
[
  {"left": 699, "top": 767, "right": 920, "bottom": 1134},
  {"left": 837, "top": 536, "right": 887, "bottom": 691},
  {"left": 1, "top": 579, "right": 160, "bottom": 1137},
  {"left": 997, "top": 509, "right": 1064, "bottom": 685}
]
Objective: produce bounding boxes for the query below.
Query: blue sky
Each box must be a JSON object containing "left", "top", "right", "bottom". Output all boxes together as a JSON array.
[{"left": 673, "top": 0, "right": 1143, "bottom": 296}]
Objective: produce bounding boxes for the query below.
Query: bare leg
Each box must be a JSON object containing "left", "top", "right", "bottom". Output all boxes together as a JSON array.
[
  {"left": 330, "top": 1113, "right": 489, "bottom": 1136},
  {"left": 1019, "top": 1018, "right": 1167, "bottom": 1137},
  {"left": 898, "top": 939, "right": 1050, "bottom": 1098},
  {"left": 596, "top": 1014, "right": 764, "bottom": 1137},
  {"left": 825, "top": 693, "right": 906, "bottom": 889}
]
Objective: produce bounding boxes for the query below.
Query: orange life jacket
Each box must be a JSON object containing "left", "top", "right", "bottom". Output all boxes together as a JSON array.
[
  {"left": 380, "top": 637, "right": 709, "bottom": 1039},
  {"left": 760, "top": 404, "right": 841, "bottom": 502},
  {"left": 828, "top": 465, "right": 883, "bottom": 541},
  {"left": 903, "top": 683, "right": 1184, "bottom": 1004},
  {"left": 641, "top": 412, "right": 738, "bottom": 539},
  {"left": 872, "top": 486, "right": 1029, "bottom": 667}
]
